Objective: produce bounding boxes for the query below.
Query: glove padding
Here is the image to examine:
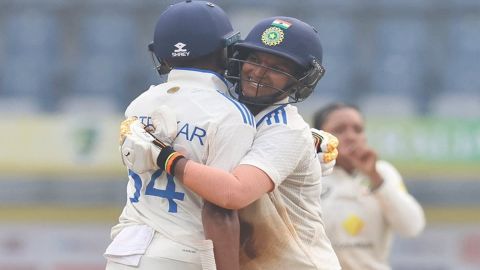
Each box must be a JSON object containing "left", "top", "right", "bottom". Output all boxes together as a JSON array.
[
  {"left": 119, "top": 105, "right": 182, "bottom": 175},
  {"left": 311, "top": 128, "right": 339, "bottom": 176},
  {"left": 119, "top": 116, "right": 138, "bottom": 145},
  {"left": 120, "top": 120, "right": 162, "bottom": 174},
  {"left": 148, "top": 105, "right": 178, "bottom": 145}
]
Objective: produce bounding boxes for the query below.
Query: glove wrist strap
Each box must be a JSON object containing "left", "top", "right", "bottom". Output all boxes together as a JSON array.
[{"left": 157, "top": 146, "right": 184, "bottom": 176}]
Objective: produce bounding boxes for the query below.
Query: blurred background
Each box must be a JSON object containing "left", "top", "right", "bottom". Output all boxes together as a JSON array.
[{"left": 0, "top": 0, "right": 479, "bottom": 269}]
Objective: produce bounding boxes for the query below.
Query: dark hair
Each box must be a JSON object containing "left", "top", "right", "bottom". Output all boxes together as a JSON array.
[{"left": 313, "top": 102, "right": 360, "bottom": 129}]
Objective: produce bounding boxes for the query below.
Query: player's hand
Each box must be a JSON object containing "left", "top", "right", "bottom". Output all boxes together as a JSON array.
[
  {"left": 311, "top": 128, "right": 339, "bottom": 176},
  {"left": 347, "top": 145, "right": 378, "bottom": 178},
  {"left": 120, "top": 120, "right": 163, "bottom": 174},
  {"left": 344, "top": 145, "right": 383, "bottom": 190}
]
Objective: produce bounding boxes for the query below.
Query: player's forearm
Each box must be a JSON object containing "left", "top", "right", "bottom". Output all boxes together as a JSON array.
[
  {"left": 368, "top": 171, "right": 384, "bottom": 191},
  {"left": 374, "top": 181, "right": 426, "bottom": 236},
  {"left": 175, "top": 160, "right": 273, "bottom": 209},
  {"left": 202, "top": 201, "right": 240, "bottom": 270},
  {"left": 173, "top": 157, "right": 188, "bottom": 180}
]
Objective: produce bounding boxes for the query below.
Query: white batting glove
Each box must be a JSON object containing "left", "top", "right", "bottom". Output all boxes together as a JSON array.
[
  {"left": 311, "top": 128, "right": 339, "bottom": 176},
  {"left": 118, "top": 105, "right": 180, "bottom": 175},
  {"left": 119, "top": 117, "right": 138, "bottom": 145},
  {"left": 149, "top": 105, "right": 178, "bottom": 145},
  {"left": 120, "top": 120, "right": 161, "bottom": 174}
]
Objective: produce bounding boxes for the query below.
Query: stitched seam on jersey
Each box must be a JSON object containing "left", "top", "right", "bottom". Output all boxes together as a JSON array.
[
  {"left": 217, "top": 91, "right": 254, "bottom": 126},
  {"left": 257, "top": 104, "right": 288, "bottom": 127}
]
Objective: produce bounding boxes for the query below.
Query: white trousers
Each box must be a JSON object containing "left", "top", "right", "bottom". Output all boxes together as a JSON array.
[
  {"left": 106, "top": 256, "right": 201, "bottom": 270},
  {"left": 105, "top": 227, "right": 216, "bottom": 270}
]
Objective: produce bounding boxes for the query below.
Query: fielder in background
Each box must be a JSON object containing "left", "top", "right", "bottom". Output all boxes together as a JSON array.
[
  {"left": 313, "top": 103, "right": 426, "bottom": 270},
  {"left": 122, "top": 16, "right": 342, "bottom": 270},
  {"left": 104, "top": 1, "right": 255, "bottom": 270}
]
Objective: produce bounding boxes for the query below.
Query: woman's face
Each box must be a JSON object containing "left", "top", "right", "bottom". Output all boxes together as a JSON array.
[
  {"left": 321, "top": 107, "right": 366, "bottom": 170},
  {"left": 240, "top": 51, "right": 297, "bottom": 99}
]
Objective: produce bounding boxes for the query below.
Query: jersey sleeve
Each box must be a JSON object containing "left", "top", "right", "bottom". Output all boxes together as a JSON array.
[
  {"left": 239, "top": 125, "right": 311, "bottom": 187},
  {"left": 372, "top": 160, "right": 426, "bottom": 237},
  {"left": 204, "top": 121, "right": 256, "bottom": 172}
]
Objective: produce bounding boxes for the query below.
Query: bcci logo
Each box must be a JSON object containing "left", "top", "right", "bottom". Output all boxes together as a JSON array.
[
  {"left": 172, "top": 42, "right": 190, "bottom": 57},
  {"left": 261, "top": 27, "right": 285, "bottom": 46}
]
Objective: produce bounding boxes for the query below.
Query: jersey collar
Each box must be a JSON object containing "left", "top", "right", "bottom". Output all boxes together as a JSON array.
[{"left": 168, "top": 68, "right": 230, "bottom": 93}]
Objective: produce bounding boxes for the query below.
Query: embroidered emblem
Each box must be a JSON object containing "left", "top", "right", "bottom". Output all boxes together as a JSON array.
[{"left": 261, "top": 27, "right": 284, "bottom": 46}]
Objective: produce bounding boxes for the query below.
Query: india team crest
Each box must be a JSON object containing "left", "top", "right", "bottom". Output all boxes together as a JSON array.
[{"left": 261, "top": 26, "right": 285, "bottom": 46}]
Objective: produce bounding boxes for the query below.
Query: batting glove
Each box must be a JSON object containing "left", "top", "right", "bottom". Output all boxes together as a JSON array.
[
  {"left": 120, "top": 119, "right": 184, "bottom": 175},
  {"left": 119, "top": 116, "right": 138, "bottom": 145},
  {"left": 149, "top": 105, "right": 178, "bottom": 146},
  {"left": 311, "top": 128, "right": 339, "bottom": 176}
]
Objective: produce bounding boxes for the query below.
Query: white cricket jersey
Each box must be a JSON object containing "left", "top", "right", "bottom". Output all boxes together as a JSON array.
[
  {"left": 111, "top": 68, "right": 256, "bottom": 248},
  {"left": 321, "top": 160, "right": 425, "bottom": 270},
  {"left": 239, "top": 102, "right": 341, "bottom": 270}
]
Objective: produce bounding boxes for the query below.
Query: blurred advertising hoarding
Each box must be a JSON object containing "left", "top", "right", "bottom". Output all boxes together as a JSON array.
[
  {"left": 0, "top": 223, "right": 109, "bottom": 270},
  {"left": 0, "top": 115, "right": 124, "bottom": 177},
  {"left": 0, "top": 222, "right": 478, "bottom": 269},
  {"left": 367, "top": 117, "right": 480, "bottom": 179},
  {"left": 391, "top": 224, "right": 480, "bottom": 270},
  {"left": 0, "top": 115, "right": 478, "bottom": 178}
]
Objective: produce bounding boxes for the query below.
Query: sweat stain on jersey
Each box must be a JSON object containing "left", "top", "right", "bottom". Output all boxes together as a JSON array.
[
  {"left": 167, "top": 86, "right": 180, "bottom": 94},
  {"left": 238, "top": 194, "right": 306, "bottom": 270}
]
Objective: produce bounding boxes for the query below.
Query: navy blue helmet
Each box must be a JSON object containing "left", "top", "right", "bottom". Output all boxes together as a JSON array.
[
  {"left": 226, "top": 16, "right": 325, "bottom": 106},
  {"left": 148, "top": 0, "right": 240, "bottom": 74}
]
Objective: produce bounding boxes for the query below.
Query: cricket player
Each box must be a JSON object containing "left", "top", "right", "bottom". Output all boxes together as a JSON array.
[
  {"left": 122, "top": 17, "right": 342, "bottom": 270},
  {"left": 104, "top": 1, "right": 255, "bottom": 270},
  {"left": 314, "top": 103, "right": 425, "bottom": 270}
]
